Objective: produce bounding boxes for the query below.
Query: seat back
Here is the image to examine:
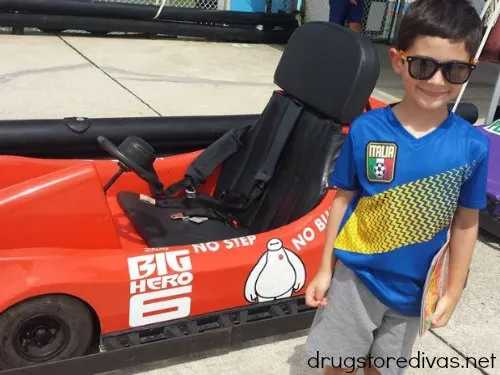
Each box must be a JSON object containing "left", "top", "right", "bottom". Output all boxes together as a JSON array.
[{"left": 214, "top": 22, "right": 380, "bottom": 232}]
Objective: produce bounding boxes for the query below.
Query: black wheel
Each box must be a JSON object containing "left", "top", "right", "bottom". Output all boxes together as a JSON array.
[{"left": 0, "top": 295, "right": 94, "bottom": 370}]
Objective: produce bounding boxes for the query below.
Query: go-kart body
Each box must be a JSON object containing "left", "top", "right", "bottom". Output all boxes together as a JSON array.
[
  {"left": 0, "top": 151, "right": 331, "bottom": 335},
  {"left": 0, "top": 95, "right": 383, "bottom": 374}
]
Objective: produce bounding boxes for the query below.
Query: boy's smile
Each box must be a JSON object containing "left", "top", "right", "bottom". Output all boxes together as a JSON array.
[{"left": 390, "top": 36, "right": 473, "bottom": 112}]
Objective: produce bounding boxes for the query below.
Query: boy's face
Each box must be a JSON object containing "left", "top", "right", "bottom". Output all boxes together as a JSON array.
[{"left": 389, "top": 36, "right": 472, "bottom": 111}]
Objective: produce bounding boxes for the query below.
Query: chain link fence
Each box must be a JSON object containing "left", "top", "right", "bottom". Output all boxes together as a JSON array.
[
  {"left": 94, "top": 0, "right": 220, "bottom": 11},
  {"left": 0, "top": 0, "right": 489, "bottom": 40},
  {"left": 92, "top": 0, "right": 295, "bottom": 13},
  {"left": 93, "top": 0, "right": 483, "bottom": 33},
  {"left": 303, "top": 0, "right": 399, "bottom": 42},
  {"left": 304, "top": 0, "right": 488, "bottom": 43},
  {"left": 361, "top": 0, "right": 398, "bottom": 42},
  {"left": 0, "top": 0, "right": 297, "bottom": 36}
]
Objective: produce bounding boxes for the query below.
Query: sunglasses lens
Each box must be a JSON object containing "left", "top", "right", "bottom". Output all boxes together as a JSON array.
[
  {"left": 443, "top": 63, "right": 473, "bottom": 84},
  {"left": 408, "top": 57, "right": 437, "bottom": 80}
]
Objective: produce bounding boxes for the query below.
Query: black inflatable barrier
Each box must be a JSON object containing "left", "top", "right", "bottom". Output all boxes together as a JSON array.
[
  {"left": 0, "top": 114, "right": 260, "bottom": 158},
  {"left": 0, "top": 13, "right": 295, "bottom": 43},
  {"left": 0, "top": 0, "right": 298, "bottom": 27}
]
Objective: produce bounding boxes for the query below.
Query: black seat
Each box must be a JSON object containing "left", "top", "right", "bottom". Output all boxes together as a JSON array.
[
  {"left": 117, "top": 21, "right": 380, "bottom": 247},
  {"left": 447, "top": 102, "right": 478, "bottom": 124}
]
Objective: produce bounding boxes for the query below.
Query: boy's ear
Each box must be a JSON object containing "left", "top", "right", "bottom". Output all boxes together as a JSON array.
[{"left": 388, "top": 47, "right": 404, "bottom": 75}]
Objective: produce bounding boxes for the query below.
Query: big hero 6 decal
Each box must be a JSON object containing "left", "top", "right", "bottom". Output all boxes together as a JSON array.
[{"left": 244, "top": 238, "right": 306, "bottom": 303}]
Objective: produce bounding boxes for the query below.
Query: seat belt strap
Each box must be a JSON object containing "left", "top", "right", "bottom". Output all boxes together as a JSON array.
[
  {"left": 155, "top": 123, "right": 253, "bottom": 198},
  {"left": 156, "top": 193, "right": 249, "bottom": 213},
  {"left": 212, "top": 98, "right": 304, "bottom": 204},
  {"left": 156, "top": 97, "right": 303, "bottom": 220},
  {"left": 186, "top": 124, "right": 250, "bottom": 186},
  {"left": 173, "top": 207, "right": 238, "bottom": 227},
  {"left": 252, "top": 99, "right": 303, "bottom": 191},
  {"left": 156, "top": 100, "right": 304, "bottom": 214}
]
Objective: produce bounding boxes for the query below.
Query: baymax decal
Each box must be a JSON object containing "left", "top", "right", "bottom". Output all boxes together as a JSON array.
[{"left": 244, "top": 238, "right": 306, "bottom": 303}]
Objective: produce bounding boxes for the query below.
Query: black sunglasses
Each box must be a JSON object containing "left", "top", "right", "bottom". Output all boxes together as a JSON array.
[{"left": 400, "top": 51, "right": 477, "bottom": 84}]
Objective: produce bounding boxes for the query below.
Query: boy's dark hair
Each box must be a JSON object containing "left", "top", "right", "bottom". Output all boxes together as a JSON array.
[{"left": 396, "top": 0, "right": 483, "bottom": 58}]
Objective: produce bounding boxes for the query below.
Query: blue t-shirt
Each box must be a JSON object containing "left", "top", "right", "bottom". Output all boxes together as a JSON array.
[{"left": 330, "top": 105, "right": 490, "bottom": 316}]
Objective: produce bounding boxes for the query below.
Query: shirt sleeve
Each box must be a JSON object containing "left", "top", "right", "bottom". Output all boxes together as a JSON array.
[
  {"left": 458, "top": 145, "right": 489, "bottom": 209},
  {"left": 329, "top": 131, "right": 360, "bottom": 191}
]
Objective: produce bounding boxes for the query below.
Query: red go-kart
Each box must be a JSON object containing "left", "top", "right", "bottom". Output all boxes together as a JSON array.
[{"left": 0, "top": 22, "right": 381, "bottom": 374}]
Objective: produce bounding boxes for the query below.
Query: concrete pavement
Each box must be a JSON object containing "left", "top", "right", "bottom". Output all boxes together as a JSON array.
[
  {"left": 0, "top": 34, "right": 157, "bottom": 119},
  {"left": 0, "top": 29, "right": 499, "bottom": 375}
]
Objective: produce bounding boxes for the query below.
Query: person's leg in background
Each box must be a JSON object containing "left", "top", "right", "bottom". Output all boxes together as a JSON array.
[
  {"left": 329, "top": 0, "right": 349, "bottom": 26},
  {"left": 346, "top": 0, "right": 365, "bottom": 32}
]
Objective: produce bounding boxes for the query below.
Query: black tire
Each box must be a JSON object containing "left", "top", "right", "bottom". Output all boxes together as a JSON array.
[{"left": 0, "top": 295, "right": 94, "bottom": 370}]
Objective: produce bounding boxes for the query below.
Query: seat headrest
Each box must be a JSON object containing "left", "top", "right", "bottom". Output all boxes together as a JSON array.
[{"left": 274, "top": 22, "right": 380, "bottom": 124}]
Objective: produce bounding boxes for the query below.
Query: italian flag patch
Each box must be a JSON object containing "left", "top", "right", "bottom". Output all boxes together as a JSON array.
[{"left": 366, "top": 142, "right": 397, "bottom": 183}]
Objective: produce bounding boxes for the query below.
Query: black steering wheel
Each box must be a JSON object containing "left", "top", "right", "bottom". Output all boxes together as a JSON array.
[{"left": 97, "top": 135, "right": 164, "bottom": 191}]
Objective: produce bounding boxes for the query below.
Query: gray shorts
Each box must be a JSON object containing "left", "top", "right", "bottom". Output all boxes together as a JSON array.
[{"left": 304, "top": 261, "right": 420, "bottom": 375}]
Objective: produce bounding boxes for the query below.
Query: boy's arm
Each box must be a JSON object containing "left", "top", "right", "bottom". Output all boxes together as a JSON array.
[
  {"left": 448, "top": 140, "right": 490, "bottom": 297},
  {"left": 431, "top": 141, "right": 489, "bottom": 328},
  {"left": 431, "top": 206, "right": 479, "bottom": 328},
  {"left": 305, "top": 125, "right": 360, "bottom": 308},
  {"left": 447, "top": 206, "right": 479, "bottom": 299},
  {"left": 318, "top": 126, "right": 361, "bottom": 274},
  {"left": 318, "top": 188, "right": 357, "bottom": 274}
]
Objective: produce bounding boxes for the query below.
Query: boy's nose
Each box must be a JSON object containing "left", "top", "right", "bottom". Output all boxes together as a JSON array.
[{"left": 427, "top": 68, "right": 447, "bottom": 85}]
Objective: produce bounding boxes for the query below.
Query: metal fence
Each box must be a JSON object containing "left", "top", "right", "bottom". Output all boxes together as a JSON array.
[
  {"left": 304, "top": 0, "right": 488, "bottom": 43},
  {"left": 0, "top": 0, "right": 489, "bottom": 41},
  {"left": 93, "top": 0, "right": 221, "bottom": 11},
  {"left": 98, "top": 0, "right": 486, "bottom": 38},
  {"left": 361, "top": 0, "right": 399, "bottom": 42},
  {"left": 93, "top": 0, "right": 295, "bottom": 13},
  {"left": 303, "top": 0, "right": 399, "bottom": 42}
]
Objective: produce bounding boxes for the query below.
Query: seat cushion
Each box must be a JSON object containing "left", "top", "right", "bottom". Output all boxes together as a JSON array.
[{"left": 117, "top": 191, "right": 249, "bottom": 247}]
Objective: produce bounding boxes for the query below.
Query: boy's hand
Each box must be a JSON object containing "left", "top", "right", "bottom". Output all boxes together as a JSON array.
[
  {"left": 305, "top": 269, "right": 332, "bottom": 307},
  {"left": 430, "top": 293, "right": 460, "bottom": 328}
]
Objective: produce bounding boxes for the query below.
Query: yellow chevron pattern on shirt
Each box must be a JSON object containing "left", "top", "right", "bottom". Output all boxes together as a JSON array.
[{"left": 334, "top": 165, "right": 472, "bottom": 254}]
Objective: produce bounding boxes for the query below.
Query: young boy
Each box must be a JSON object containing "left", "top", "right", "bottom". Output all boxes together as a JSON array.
[{"left": 305, "top": 0, "right": 489, "bottom": 374}]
